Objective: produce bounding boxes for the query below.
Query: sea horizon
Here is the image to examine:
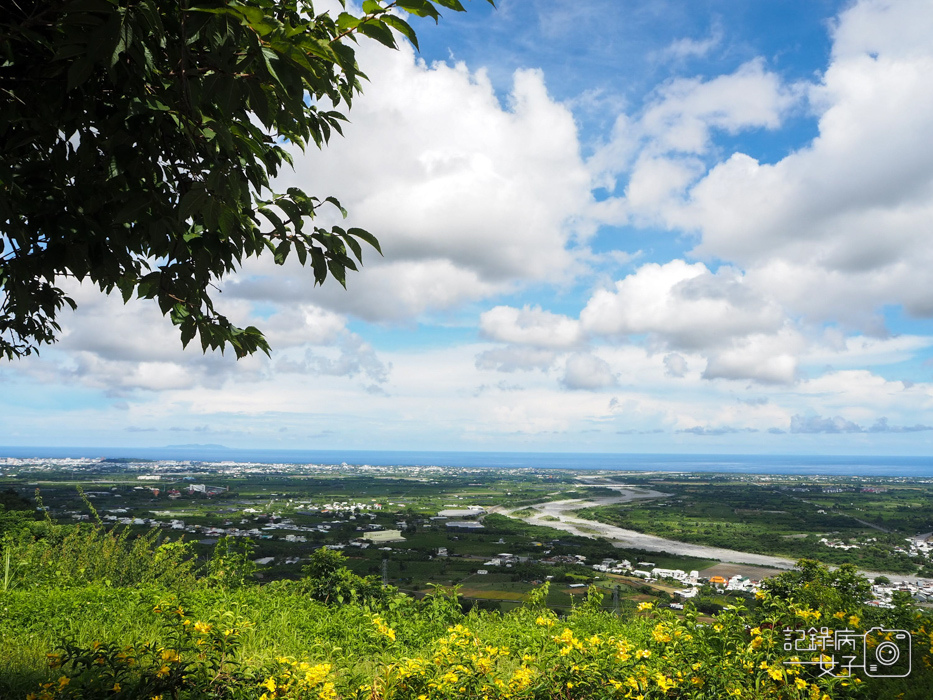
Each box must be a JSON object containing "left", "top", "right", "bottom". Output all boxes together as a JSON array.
[{"left": 2, "top": 445, "right": 932, "bottom": 477}]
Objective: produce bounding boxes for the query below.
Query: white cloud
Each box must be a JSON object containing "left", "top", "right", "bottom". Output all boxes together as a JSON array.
[
  {"left": 561, "top": 353, "right": 617, "bottom": 390},
  {"left": 702, "top": 331, "right": 801, "bottom": 385},
  {"left": 663, "top": 352, "right": 688, "bottom": 377},
  {"left": 580, "top": 260, "right": 785, "bottom": 350},
  {"left": 671, "top": 0, "right": 933, "bottom": 327},
  {"left": 659, "top": 25, "right": 724, "bottom": 61},
  {"left": 801, "top": 333, "right": 933, "bottom": 368},
  {"left": 640, "top": 59, "right": 795, "bottom": 156},
  {"left": 12, "top": 280, "right": 388, "bottom": 394},
  {"left": 262, "top": 45, "right": 594, "bottom": 321},
  {"left": 474, "top": 346, "right": 557, "bottom": 373},
  {"left": 479, "top": 305, "right": 581, "bottom": 349},
  {"left": 590, "top": 58, "right": 798, "bottom": 219}
]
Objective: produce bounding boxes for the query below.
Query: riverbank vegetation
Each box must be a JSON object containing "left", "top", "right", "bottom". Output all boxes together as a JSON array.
[{"left": 577, "top": 481, "right": 931, "bottom": 574}]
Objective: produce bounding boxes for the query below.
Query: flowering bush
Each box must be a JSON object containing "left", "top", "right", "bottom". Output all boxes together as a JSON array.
[
  {"left": 27, "top": 602, "right": 254, "bottom": 700},
  {"left": 18, "top": 562, "right": 933, "bottom": 700}
]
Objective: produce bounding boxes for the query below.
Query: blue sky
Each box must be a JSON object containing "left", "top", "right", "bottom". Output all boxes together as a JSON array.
[{"left": 5, "top": 0, "right": 933, "bottom": 456}]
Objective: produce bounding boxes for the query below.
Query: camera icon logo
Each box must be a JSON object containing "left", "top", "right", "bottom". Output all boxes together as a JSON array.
[{"left": 863, "top": 627, "right": 911, "bottom": 677}]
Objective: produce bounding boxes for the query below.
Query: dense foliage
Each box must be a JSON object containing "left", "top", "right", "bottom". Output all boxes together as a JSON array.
[
  {"left": 2, "top": 504, "right": 933, "bottom": 700},
  {"left": 1, "top": 0, "right": 489, "bottom": 359}
]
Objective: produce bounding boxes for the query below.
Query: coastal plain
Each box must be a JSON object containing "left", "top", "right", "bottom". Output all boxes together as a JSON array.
[{"left": 3, "top": 456, "right": 932, "bottom": 609}]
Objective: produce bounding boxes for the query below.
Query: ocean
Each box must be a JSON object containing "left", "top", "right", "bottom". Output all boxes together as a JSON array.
[{"left": 1, "top": 446, "right": 932, "bottom": 477}]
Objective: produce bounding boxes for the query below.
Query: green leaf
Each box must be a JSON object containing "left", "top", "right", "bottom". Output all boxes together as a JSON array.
[
  {"left": 347, "top": 227, "right": 383, "bottom": 255},
  {"left": 357, "top": 20, "right": 396, "bottom": 49},
  {"left": 276, "top": 198, "right": 306, "bottom": 232},
  {"left": 273, "top": 240, "right": 290, "bottom": 265},
  {"left": 327, "top": 258, "right": 348, "bottom": 288},
  {"left": 345, "top": 235, "right": 363, "bottom": 262},
  {"left": 310, "top": 247, "right": 327, "bottom": 284},
  {"left": 381, "top": 14, "right": 419, "bottom": 50},
  {"left": 0, "top": 0, "right": 492, "bottom": 360},
  {"left": 66, "top": 58, "right": 95, "bottom": 92},
  {"left": 260, "top": 47, "right": 282, "bottom": 87},
  {"left": 336, "top": 12, "right": 362, "bottom": 33},
  {"left": 396, "top": 0, "right": 440, "bottom": 21},
  {"left": 178, "top": 187, "right": 210, "bottom": 221}
]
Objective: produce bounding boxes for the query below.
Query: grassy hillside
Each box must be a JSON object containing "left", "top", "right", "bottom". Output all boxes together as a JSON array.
[{"left": 1, "top": 516, "right": 931, "bottom": 699}]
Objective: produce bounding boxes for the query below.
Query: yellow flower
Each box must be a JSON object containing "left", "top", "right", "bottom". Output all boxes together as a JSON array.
[
  {"left": 372, "top": 615, "right": 397, "bottom": 641},
  {"left": 112, "top": 683, "right": 121, "bottom": 692},
  {"left": 848, "top": 615, "right": 860, "bottom": 627},
  {"left": 766, "top": 665, "right": 783, "bottom": 681},
  {"left": 156, "top": 665, "right": 171, "bottom": 678},
  {"left": 635, "top": 649, "right": 651, "bottom": 660},
  {"left": 637, "top": 602, "right": 654, "bottom": 611},
  {"left": 795, "top": 678, "right": 808, "bottom": 689},
  {"left": 194, "top": 620, "right": 213, "bottom": 634},
  {"left": 57, "top": 676, "right": 70, "bottom": 689},
  {"left": 833, "top": 611, "right": 845, "bottom": 619},
  {"left": 751, "top": 627, "right": 761, "bottom": 635},
  {"left": 655, "top": 673, "right": 675, "bottom": 691},
  {"left": 755, "top": 590, "right": 766, "bottom": 599},
  {"left": 263, "top": 677, "right": 277, "bottom": 692}
]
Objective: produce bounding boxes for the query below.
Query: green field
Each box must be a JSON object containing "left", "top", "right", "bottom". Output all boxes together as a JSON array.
[{"left": 576, "top": 479, "right": 929, "bottom": 573}]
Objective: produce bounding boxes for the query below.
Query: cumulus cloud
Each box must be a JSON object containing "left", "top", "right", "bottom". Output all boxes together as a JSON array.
[
  {"left": 561, "top": 353, "right": 617, "bottom": 390},
  {"left": 702, "top": 331, "right": 801, "bottom": 385},
  {"left": 253, "top": 44, "right": 595, "bottom": 322},
  {"left": 590, "top": 58, "right": 797, "bottom": 196},
  {"left": 640, "top": 58, "right": 796, "bottom": 156},
  {"left": 573, "top": 1, "right": 933, "bottom": 389},
  {"left": 474, "top": 347, "right": 557, "bottom": 373},
  {"left": 678, "top": 426, "right": 758, "bottom": 435},
  {"left": 14, "top": 280, "right": 388, "bottom": 394},
  {"left": 479, "top": 305, "right": 581, "bottom": 349},
  {"left": 275, "top": 334, "right": 391, "bottom": 384},
  {"left": 669, "top": 0, "right": 933, "bottom": 326},
  {"left": 867, "top": 418, "right": 933, "bottom": 433},
  {"left": 790, "top": 414, "right": 933, "bottom": 434},
  {"left": 663, "top": 353, "right": 688, "bottom": 377},
  {"left": 579, "top": 260, "right": 785, "bottom": 350}
]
